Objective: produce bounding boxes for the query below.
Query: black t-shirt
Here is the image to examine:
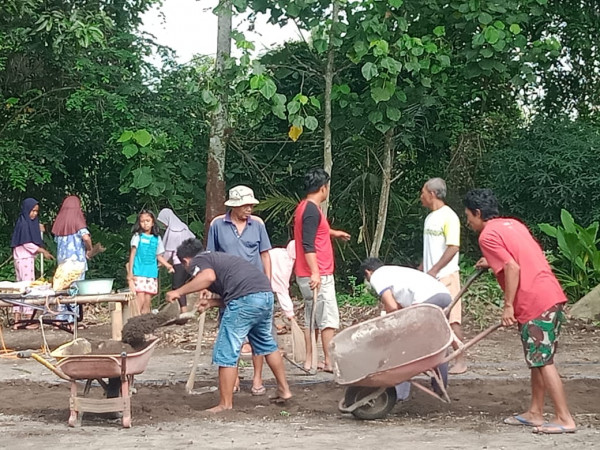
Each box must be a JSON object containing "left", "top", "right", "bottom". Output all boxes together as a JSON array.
[
  {"left": 187, "top": 251, "right": 272, "bottom": 304},
  {"left": 301, "top": 201, "right": 320, "bottom": 253}
]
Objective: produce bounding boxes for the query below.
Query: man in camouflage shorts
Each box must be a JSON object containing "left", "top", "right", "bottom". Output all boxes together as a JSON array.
[
  {"left": 520, "top": 303, "right": 565, "bottom": 368},
  {"left": 464, "top": 189, "right": 576, "bottom": 435}
]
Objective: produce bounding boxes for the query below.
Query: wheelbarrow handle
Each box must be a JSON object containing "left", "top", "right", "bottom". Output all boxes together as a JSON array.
[
  {"left": 31, "top": 353, "right": 72, "bottom": 381},
  {"left": 444, "top": 268, "right": 487, "bottom": 319}
]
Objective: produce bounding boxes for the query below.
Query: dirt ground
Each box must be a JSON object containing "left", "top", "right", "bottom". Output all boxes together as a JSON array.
[{"left": 0, "top": 314, "right": 599, "bottom": 449}]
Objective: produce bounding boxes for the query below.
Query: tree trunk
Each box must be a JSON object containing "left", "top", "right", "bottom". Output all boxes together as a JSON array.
[
  {"left": 321, "top": 0, "right": 339, "bottom": 217},
  {"left": 204, "top": 1, "right": 232, "bottom": 241},
  {"left": 369, "top": 128, "right": 395, "bottom": 258}
]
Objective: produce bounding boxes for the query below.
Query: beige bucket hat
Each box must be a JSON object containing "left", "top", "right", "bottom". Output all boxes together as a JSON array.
[{"left": 224, "top": 185, "right": 260, "bottom": 207}]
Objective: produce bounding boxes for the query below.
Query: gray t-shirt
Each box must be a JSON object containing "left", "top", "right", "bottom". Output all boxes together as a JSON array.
[
  {"left": 206, "top": 213, "right": 272, "bottom": 271},
  {"left": 188, "top": 252, "right": 272, "bottom": 304}
]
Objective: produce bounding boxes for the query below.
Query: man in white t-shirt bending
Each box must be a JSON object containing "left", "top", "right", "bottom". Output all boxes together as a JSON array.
[
  {"left": 361, "top": 258, "right": 452, "bottom": 313},
  {"left": 420, "top": 177, "right": 466, "bottom": 374},
  {"left": 361, "top": 258, "right": 451, "bottom": 400}
]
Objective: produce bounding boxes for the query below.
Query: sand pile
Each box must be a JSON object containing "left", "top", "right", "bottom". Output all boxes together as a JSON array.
[{"left": 52, "top": 338, "right": 136, "bottom": 356}]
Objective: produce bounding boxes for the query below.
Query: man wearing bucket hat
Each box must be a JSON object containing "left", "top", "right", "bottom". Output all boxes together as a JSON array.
[{"left": 207, "top": 185, "right": 273, "bottom": 396}]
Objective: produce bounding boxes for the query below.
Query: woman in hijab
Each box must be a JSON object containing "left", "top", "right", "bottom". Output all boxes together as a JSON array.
[
  {"left": 52, "top": 195, "right": 94, "bottom": 327},
  {"left": 157, "top": 208, "right": 195, "bottom": 312},
  {"left": 10, "top": 198, "right": 54, "bottom": 328}
]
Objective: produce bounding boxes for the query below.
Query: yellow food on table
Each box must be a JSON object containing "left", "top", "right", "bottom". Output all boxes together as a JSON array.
[{"left": 52, "top": 259, "right": 86, "bottom": 291}]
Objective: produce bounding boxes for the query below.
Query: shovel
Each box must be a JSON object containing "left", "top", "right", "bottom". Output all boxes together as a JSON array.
[
  {"left": 185, "top": 311, "right": 206, "bottom": 394},
  {"left": 308, "top": 289, "right": 318, "bottom": 375},
  {"left": 160, "top": 311, "right": 196, "bottom": 327}
]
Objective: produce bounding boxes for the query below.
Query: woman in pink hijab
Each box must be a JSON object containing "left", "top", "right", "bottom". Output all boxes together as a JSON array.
[{"left": 52, "top": 195, "right": 94, "bottom": 327}]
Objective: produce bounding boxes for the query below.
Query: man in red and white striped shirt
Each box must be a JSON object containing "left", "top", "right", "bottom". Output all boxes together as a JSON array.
[{"left": 294, "top": 168, "right": 350, "bottom": 373}]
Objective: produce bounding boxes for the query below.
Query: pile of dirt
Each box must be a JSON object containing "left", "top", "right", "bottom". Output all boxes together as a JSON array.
[
  {"left": 89, "top": 340, "right": 136, "bottom": 355},
  {"left": 122, "top": 303, "right": 180, "bottom": 349}
]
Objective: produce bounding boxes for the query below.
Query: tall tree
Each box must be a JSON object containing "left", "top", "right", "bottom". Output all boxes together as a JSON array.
[{"left": 204, "top": 0, "right": 233, "bottom": 238}]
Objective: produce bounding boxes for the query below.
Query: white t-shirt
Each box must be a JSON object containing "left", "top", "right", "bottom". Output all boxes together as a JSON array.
[
  {"left": 423, "top": 205, "right": 460, "bottom": 279},
  {"left": 369, "top": 266, "right": 450, "bottom": 308}
]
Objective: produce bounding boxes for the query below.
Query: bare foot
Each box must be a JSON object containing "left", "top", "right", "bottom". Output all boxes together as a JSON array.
[
  {"left": 272, "top": 387, "right": 292, "bottom": 401},
  {"left": 270, "top": 391, "right": 293, "bottom": 404},
  {"left": 241, "top": 343, "right": 252, "bottom": 355},
  {"left": 316, "top": 361, "right": 333, "bottom": 373},
  {"left": 545, "top": 415, "right": 577, "bottom": 430},
  {"left": 206, "top": 404, "right": 232, "bottom": 414},
  {"left": 448, "top": 359, "right": 467, "bottom": 374}
]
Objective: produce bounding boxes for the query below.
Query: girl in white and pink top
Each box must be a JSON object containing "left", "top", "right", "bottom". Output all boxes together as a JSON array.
[{"left": 268, "top": 240, "right": 296, "bottom": 319}]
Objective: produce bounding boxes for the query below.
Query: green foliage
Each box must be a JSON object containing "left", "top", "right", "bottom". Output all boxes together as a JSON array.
[
  {"left": 482, "top": 119, "right": 600, "bottom": 228},
  {"left": 0, "top": 0, "right": 597, "bottom": 301},
  {"left": 336, "top": 276, "right": 378, "bottom": 307},
  {"left": 459, "top": 261, "right": 503, "bottom": 328},
  {"left": 539, "top": 210, "right": 600, "bottom": 301}
]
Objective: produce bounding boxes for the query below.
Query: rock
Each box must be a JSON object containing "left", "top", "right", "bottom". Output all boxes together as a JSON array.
[{"left": 569, "top": 284, "right": 600, "bottom": 321}]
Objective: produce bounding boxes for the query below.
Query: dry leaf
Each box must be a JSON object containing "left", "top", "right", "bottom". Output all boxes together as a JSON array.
[{"left": 288, "top": 125, "right": 303, "bottom": 142}]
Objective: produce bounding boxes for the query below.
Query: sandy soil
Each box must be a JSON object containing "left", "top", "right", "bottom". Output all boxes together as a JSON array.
[{"left": 0, "top": 316, "right": 598, "bottom": 449}]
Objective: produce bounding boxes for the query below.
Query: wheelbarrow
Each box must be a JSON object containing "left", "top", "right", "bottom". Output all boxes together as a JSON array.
[
  {"left": 30, "top": 338, "right": 159, "bottom": 428},
  {"left": 331, "top": 269, "right": 500, "bottom": 420}
]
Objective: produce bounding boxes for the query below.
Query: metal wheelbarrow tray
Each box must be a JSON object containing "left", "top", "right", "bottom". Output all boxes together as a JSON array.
[
  {"left": 332, "top": 304, "right": 453, "bottom": 388},
  {"left": 331, "top": 304, "right": 499, "bottom": 420},
  {"left": 54, "top": 339, "right": 159, "bottom": 428}
]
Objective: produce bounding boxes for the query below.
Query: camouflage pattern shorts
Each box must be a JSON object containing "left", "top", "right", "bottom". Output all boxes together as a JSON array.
[{"left": 519, "top": 303, "right": 566, "bottom": 368}]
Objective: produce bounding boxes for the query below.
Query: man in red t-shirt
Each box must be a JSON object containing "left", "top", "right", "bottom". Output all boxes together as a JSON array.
[
  {"left": 464, "top": 189, "right": 576, "bottom": 434},
  {"left": 294, "top": 168, "right": 350, "bottom": 373}
]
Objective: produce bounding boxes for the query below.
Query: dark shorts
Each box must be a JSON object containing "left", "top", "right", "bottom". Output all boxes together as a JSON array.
[
  {"left": 518, "top": 303, "right": 566, "bottom": 368},
  {"left": 424, "top": 293, "right": 452, "bottom": 309}
]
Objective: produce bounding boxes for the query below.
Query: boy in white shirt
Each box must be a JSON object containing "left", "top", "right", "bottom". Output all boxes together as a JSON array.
[
  {"left": 361, "top": 258, "right": 452, "bottom": 399},
  {"left": 361, "top": 259, "right": 452, "bottom": 312}
]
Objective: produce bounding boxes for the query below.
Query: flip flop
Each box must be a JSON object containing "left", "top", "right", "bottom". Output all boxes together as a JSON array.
[
  {"left": 269, "top": 395, "right": 292, "bottom": 405},
  {"left": 251, "top": 385, "right": 266, "bottom": 396},
  {"left": 532, "top": 423, "right": 577, "bottom": 434},
  {"left": 317, "top": 362, "right": 333, "bottom": 373},
  {"left": 503, "top": 415, "right": 542, "bottom": 427}
]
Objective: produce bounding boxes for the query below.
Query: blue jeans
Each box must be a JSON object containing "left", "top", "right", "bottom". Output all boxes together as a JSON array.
[{"left": 213, "top": 292, "right": 278, "bottom": 367}]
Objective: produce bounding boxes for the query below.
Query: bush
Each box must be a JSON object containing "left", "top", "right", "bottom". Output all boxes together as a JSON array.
[
  {"left": 482, "top": 119, "right": 600, "bottom": 228},
  {"left": 460, "top": 260, "right": 504, "bottom": 328},
  {"left": 336, "top": 276, "right": 378, "bottom": 307},
  {"left": 539, "top": 209, "right": 600, "bottom": 301}
]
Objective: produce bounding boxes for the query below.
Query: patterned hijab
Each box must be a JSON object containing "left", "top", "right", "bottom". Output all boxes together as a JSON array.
[
  {"left": 157, "top": 208, "right": 195, "bottom": 252},
  {"left": 11, "top": 198, "right": 44, "bottom": 248},
  {"left": 52, "top": 195, "right": 87, "bottom": 237}
]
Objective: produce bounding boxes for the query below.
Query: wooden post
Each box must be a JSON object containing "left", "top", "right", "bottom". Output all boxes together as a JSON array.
[
  {"left": 122, "top": 299, "right": 131, "bottom": 326},
  {"left": 111, "top": 302, "right": 123, "bottom": 341}
]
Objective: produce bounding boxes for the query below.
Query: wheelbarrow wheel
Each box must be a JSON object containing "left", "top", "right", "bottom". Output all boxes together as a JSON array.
[{"left": 344, "top": 386, "right": 397, "bottom": 420}]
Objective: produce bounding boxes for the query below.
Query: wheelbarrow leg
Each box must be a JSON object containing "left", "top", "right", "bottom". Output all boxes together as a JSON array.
[
  {"left": 121, "top": 375, "right": 132, "bottom": 428},
  {"left": 83, "top": 379, "right": 93, "bottom": 396},
  {"left": 68, "top": 381, "right": 83, "bottom": 427},
  {"left": 120, "top": 353, "right": 132, "bottom": 428}
]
